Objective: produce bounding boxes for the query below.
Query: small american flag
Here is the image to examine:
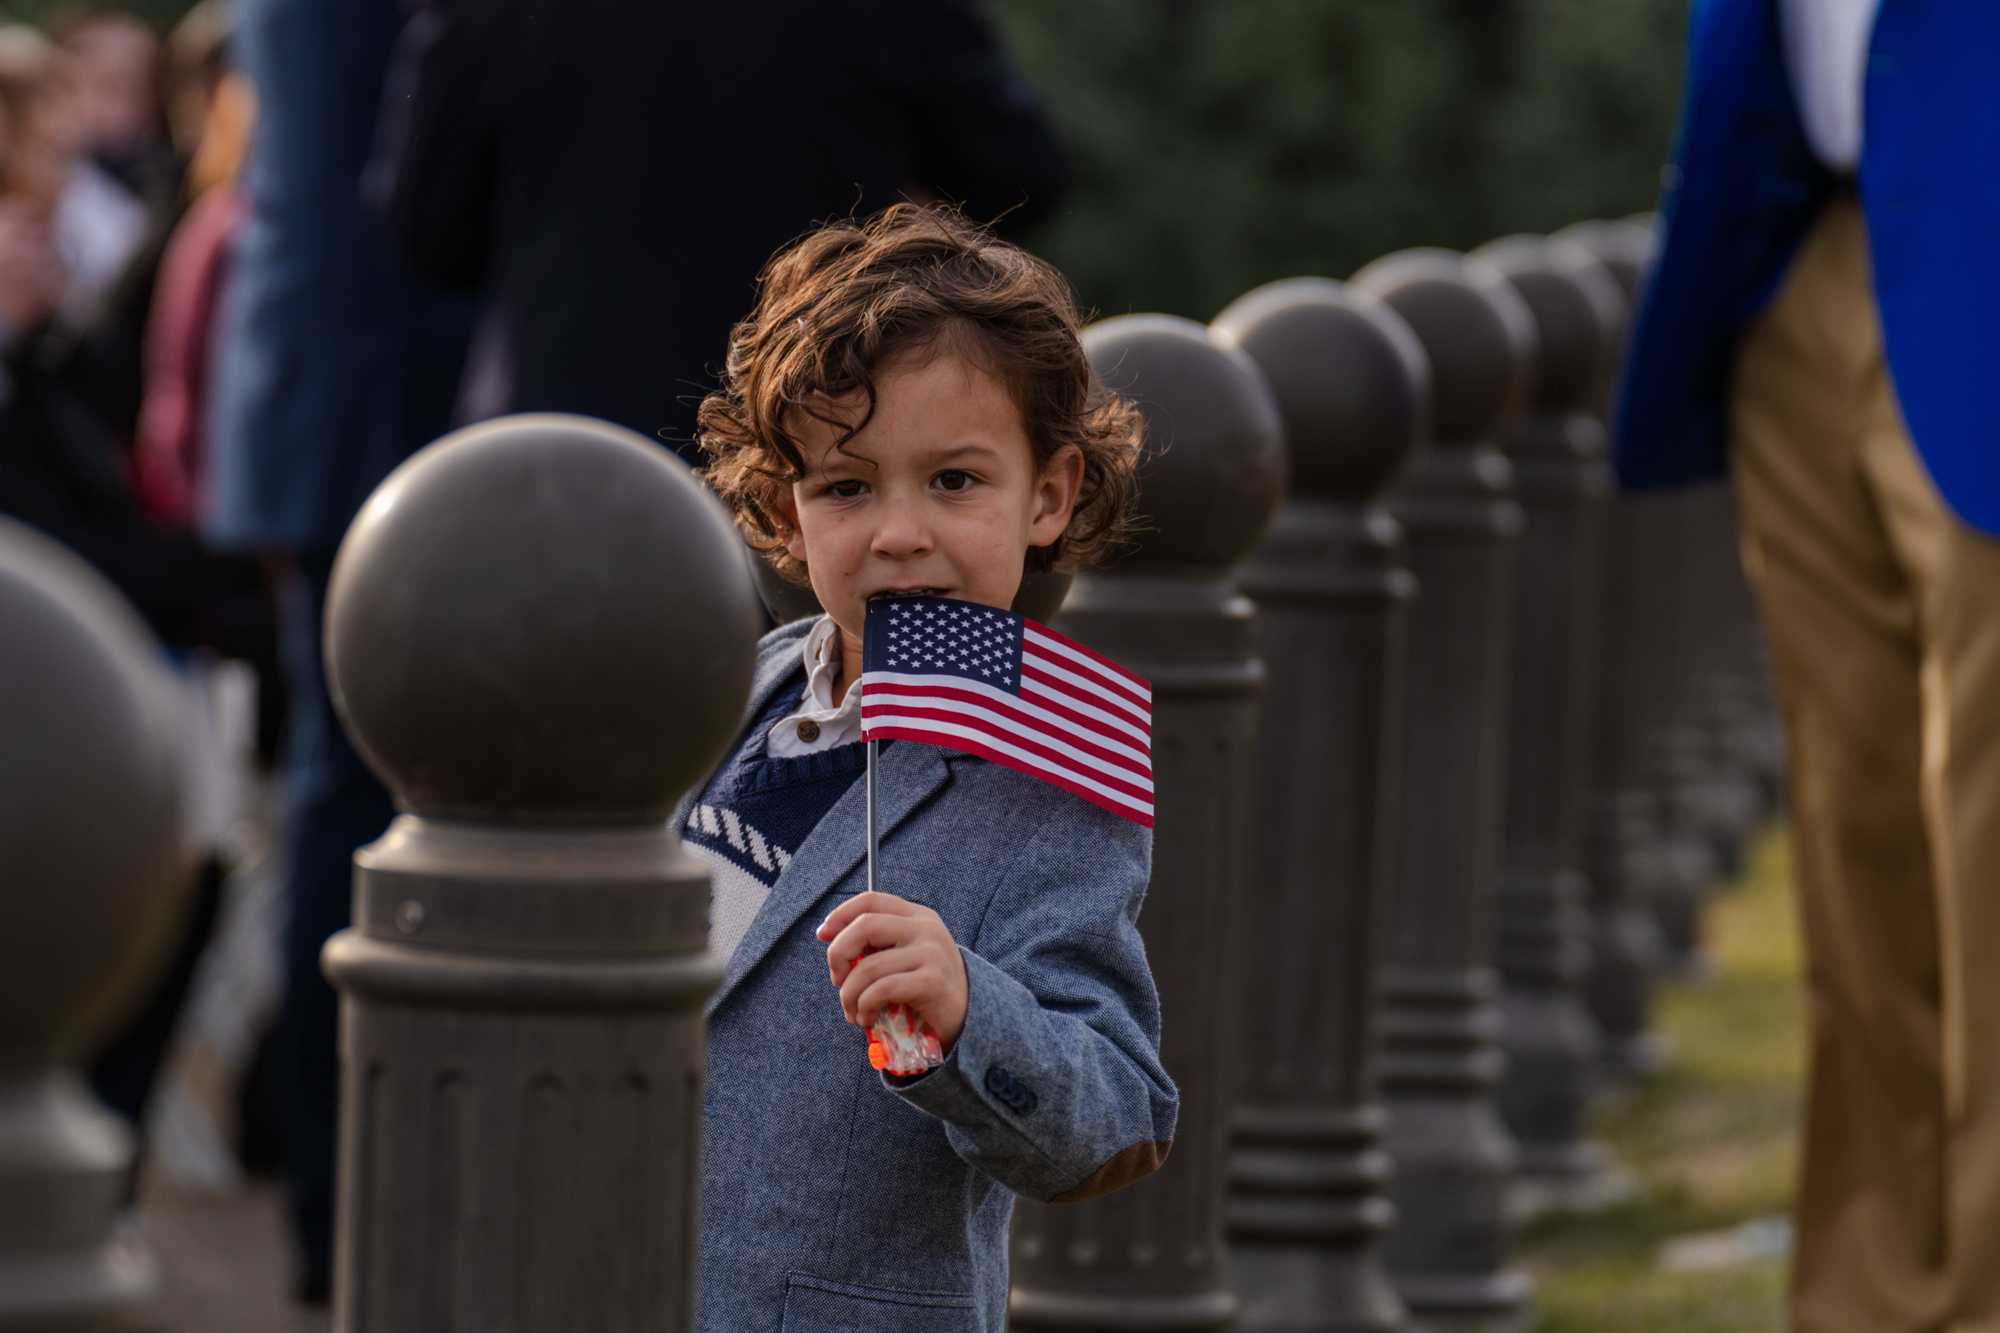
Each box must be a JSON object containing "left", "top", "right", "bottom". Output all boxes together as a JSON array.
[{"left": 860, "top": 595, "right": 1154, "bottom": 827}]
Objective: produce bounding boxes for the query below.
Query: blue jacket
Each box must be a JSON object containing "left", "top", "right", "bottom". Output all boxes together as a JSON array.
[
  {"left": 683, "top": 620, "right": 1177, "bottom": 1333},
  {"left": 202, "top": 0, "right": 469, "bottom": 554},
  {"left": 1614, "top": 0, "right": 2000, "bottom": 535}
]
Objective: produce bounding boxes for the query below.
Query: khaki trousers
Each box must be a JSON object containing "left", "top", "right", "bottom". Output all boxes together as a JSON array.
[{"left": 1731, "top": 198, "right": 2000, "bottom": 1333}]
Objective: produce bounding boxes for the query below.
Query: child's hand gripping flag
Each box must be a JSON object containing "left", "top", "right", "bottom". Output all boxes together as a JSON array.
[{"left": 852, "top": 594, "right": 1153, "bottom": 1075}]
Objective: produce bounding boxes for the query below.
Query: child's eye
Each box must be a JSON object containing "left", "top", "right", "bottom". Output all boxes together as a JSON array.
[
  {"left": 933, "top": 469, "right": 978, "bottom": 493},
  {"left": 825, "top": 479, "right": 869, "bottom": 500}
]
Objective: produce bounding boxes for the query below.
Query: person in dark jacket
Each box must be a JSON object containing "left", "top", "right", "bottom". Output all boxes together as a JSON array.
[{"left": 368, "top": 0, "right": 1069, "bottom": 461}]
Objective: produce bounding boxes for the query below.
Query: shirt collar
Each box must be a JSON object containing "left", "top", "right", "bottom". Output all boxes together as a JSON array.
[{"left": 765, "top": 615, "right": 862, "bottom": 756}]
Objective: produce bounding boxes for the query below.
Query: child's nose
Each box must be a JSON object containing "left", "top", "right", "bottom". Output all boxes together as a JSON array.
[{"left": 870, "top": 500, "right": 935, "bottom": 558}]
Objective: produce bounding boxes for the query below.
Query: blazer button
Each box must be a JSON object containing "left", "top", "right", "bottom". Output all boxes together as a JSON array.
[
  {"left": 796, "top": 718, "right": 821, "bottom": 742},
  {"left": 985, "top": 1065, "right": 1014, "bottom": 1099}
]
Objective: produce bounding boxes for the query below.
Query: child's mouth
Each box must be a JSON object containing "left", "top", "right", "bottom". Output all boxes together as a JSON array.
[{"left": 867, "top": 587, "right": 950, "bottom": 601}]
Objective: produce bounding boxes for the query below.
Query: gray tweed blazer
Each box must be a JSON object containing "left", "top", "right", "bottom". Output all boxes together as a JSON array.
[{"left": 684, "top": 619, "right": 1176, "bottom": 1332}]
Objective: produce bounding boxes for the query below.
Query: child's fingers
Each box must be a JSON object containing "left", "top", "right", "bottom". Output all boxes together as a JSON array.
[
  {"left": 815, "top": 890, "right": 921, "bottom": 941},
  {"left": 836, "top": 944, "right": 925, "bottom": 1025},
  {"left": 854, "top": 970, "right": 933, "bottom": 1030},
  {"left": 825, "top": 913, "right": 920, "bottom": 988}
]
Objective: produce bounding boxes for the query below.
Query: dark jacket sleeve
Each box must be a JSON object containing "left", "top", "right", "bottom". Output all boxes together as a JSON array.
[
  {"left": 868, "top": 0, "right": 1071, "bottom": 232},
  {"left": 367, "top": 0, "right": 502, "bottom": 289}
]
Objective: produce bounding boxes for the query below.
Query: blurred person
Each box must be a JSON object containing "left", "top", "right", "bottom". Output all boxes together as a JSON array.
[
  {"left": 162, "top": 0, "right": 230, "bottom": 165},
  {"left": 369, "top": 0, "right": 1069, "bottom": 461},
  {"left": 51, "top": 6, "right": 179, "bottom": 211},
  {"left": 0, "top": 20, "right": 149, "bottom": 318},
  {"left": 0, "top": 21, "right": 273, "bottom": 1204},
  {"left": 0, "top": 19, "right": 160, "bottom": 439},
  {"left": 131, "top": 7, "right": 248, "bottom": 530},
  {"left": 202, "top": 0, "right": 470, "bottom": 1304},
  {"left": 0, "top": 24, "right": 174, "bottom": 609},
  {"left": 1618, "top": 4, "right": 2000, "bottom": 1331}
]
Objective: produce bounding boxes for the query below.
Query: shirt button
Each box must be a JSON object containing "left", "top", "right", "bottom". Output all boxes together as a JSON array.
[{"left": 797, "top": 719, "right": 821, "bottom": 742}]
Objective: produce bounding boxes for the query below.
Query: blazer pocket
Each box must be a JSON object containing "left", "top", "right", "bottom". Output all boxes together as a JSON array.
[{"left": 781, "top": 1273, "right": 978, "bottom": 1332}]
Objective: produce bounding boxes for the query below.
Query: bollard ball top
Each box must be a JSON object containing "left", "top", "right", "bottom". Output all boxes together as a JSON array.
[
  {"left": 0, "top": 519, "right": 183, "bottom": 1067},
  {"left": 1082, "top": 314, "right": 1287, "bottom": 571},
  {"left": 1472, "top": 236, "right": 1626, "bottom": 414},
  {"left": 1213, "top": 277, "right": 1430, "bottom": 502},
  {"left": 1349, "top": 248, "right": 1538, "bottom": 447},
  {"left": 326, "top": 414, "right": 762, "bottom": 825},
  {"left": 1554, "top": 217, "right": 1655, "bottom": 304}
]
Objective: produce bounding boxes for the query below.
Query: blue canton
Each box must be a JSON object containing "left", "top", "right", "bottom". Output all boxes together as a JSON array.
[{"left": 864, "top": 596, "right": 1025, "bottom": 690}]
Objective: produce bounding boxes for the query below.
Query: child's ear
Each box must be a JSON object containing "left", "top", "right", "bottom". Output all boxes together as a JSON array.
[
  {"left": 776, "top": 489, "right": 807, "bottom": 567},
  {"left": 1027, "top": 445, "right": 1085, "bottom": 549}
]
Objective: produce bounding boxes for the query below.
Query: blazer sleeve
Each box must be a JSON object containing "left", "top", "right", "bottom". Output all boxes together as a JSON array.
[
  {"left": 888, "top": 795, "right": 1178, "bottom": 1203},
  {"left": 366, "top": 0, "right": 501, "bottom": 290}
]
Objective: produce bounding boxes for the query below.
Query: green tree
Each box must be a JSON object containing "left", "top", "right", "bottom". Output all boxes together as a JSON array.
[{"left": 996, "top": 0, "right": 1691, "bottom": 319}]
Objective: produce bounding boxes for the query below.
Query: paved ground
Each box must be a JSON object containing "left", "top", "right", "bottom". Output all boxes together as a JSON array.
[{"left": 138, "top": 1179, "right": 329, "bottom": 1333}]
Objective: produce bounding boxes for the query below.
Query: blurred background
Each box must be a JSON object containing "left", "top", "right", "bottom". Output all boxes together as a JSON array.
[
  {"left": 9, "top": 0, "right": 1694, "bottom": 321},
  {"left": 6, "top": 3, "right": 1823, "bottom": 1331}
]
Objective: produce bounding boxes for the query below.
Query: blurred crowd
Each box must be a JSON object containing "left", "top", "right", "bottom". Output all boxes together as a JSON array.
[
  {"left": 0, "top": 0, "right": 1070, "bottom": 1307},
  {"left": 0, "top": 2, "right": 262, "bottom": 657}
]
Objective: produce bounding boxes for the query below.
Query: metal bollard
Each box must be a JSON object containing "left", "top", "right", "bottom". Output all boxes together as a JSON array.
[
  {"left": 1213, "top": 279, "right": 1426, "bottom": 1332},
  {"left": 1701, "top": 495, "right": 1784, "bottom": 812},
  {"left": 321, "top": 415, "right": 760, "bottom": 1332},
  {"left": 1350, "top": 250, "right": 1534, "bottom": 1328},
  {"left": 1675, "top": 482, "right": 1770, "bottom": 872},
  {"left": 0, "top": 519, "right": 185, "bottom": 1332},
  {"left": 1470, "top": 235, "right": 1624, "bottom": 1215},
  {"left": 1009, "top": 316, "right": 1287, "bottom": 1331},
  {"left": 1554, "top": 218, "right": 1672, "bottom": 1080}
]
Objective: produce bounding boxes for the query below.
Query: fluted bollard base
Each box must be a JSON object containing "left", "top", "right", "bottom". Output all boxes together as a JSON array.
[
  {"left": 1229, "top": 1107, "right": 1405, "bottom": 1333},
  {"left": 1380, "top": 1101, "right": 1530, "bottom": 1329},
  {"left": 1648, "top": 794, "right": 1718, "bottom": 981},
  {"left": 1379, "top": 969, "right": 1530, "bottom": 1330},
  {"left": 325, "top": 821, "right": 718, "bottom": 1332},
  {"left": 0, "top": 1075, "right": 155, "bottom": 1333},
  {"left": 1495, "top": 868, "right": 1625, "bottom": 1219},
  {"left": 1497, "top": 990, "right": 1604, "bottom": 1176},
  {"left": 1008, "top": 1284, "right": 1236, "bottom": 1331},
  {"left": 1584, "top": 790, "right": 1671, "bottom": 1082},
  {"left": 1232, "top": 1249, "right": 1405, "bottom": 1333},
  {"left": 1588, "top": 899, "right": 1671, "bottom": 1083},
  {"left": 1496, "top": 990, "right": 1632, "bottom": 1219}
]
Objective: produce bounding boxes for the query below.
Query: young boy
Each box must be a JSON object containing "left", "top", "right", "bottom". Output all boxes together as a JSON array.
[{"left": 686, "top": 204, "right": 1176, "bottom": 1331}]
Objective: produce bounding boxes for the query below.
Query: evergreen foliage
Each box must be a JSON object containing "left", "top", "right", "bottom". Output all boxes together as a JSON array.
[{"left": 995, "top": 0, "right": 1693, "bottom": 319}]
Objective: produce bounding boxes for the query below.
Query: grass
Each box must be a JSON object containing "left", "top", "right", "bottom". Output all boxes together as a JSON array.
[{"left": 1523, "top": 829, "right": 1802, "bottom": 1332}]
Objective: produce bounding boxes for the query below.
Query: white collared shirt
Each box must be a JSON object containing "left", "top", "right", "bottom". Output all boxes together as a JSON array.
[
  {"left": 1778, "top": 0, "right": 1879, "bottom": 172},
  {"left": 766, "top": 615, "right": 863, "bottom": 757}
]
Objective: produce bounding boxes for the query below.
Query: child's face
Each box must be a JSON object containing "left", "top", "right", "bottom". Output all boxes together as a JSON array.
[{"left": 784, "top": 346, "right": 1083, "bottom": 647}]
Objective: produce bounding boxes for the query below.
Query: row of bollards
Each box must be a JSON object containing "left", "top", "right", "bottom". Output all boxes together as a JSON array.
[{"left": 0, "top": 215, "right": 1777, "bottom": 1331}]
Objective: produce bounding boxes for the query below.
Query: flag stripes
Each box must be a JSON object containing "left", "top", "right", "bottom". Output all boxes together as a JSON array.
[
  {"left": 1023, "top": 626, "right": 1151, "bottom": 707},
  {"left": 860, "top": 694, "right": 1153, "bottom": 792},
  {"left": 860, "top": 720, "right": 1155, "bottom": 825},
  {"left": 861, "top": 595, "right": 1154, "bottom": 827},
  {"left": 861, "top": 674, "right": 1152, "bottom": 771}
]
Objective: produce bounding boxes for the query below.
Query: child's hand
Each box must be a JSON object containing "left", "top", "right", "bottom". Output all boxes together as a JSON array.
[{"left": 816, "top": 891, "right": 969, "bottom": 1053}]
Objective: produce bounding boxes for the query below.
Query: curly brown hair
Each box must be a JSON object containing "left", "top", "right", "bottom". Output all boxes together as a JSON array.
[{"left": 698, "top": 203, "right": 1142, "bottom": 585}]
